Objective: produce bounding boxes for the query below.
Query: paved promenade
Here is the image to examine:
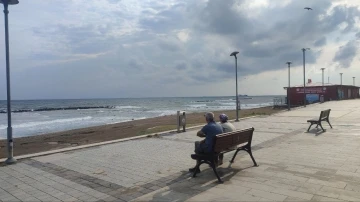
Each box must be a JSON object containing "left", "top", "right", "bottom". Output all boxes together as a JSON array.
[{"left": 1, "top": 100, "right": 360, "bottom": 201}]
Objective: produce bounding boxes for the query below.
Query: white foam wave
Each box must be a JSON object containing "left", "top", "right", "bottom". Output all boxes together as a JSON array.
[
  {"left": 185, "top": 104, "right": 207, "bottom": 108},
  {"left": 0, "top": 116, "right": 93, "bottom": 130},
  {"left": 218, "top": 102, "right": 235, "bottom": 106},
  {"left": 115, "top": 106, "right": 142, "bottom": 109},
  {"left": 147, "top": 110, "right": 176, "bottom": 116}
]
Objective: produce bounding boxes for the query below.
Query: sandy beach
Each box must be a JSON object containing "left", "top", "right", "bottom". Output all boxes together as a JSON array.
[{"left": 0, "top": 107, "right": 281, "bottom": 158}]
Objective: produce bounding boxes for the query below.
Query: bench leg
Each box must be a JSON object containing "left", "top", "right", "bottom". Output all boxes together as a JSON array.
[
  {"left": 307, "top": 123, "right": 314, "bottom": 132},
  {"left": 327, "top": 119, "right": 333, "bottom": 128},
  {"left": 192, "top": 161, "right": 202, "bottom": 178},
  {"left": 230, "top": 149, "right": 240, "bottom": 163},
  {"left": 210, "top": 161, "right": 223, "bottom": 183},
  {"left": 244, "top": 147, "right": 258, "bottom": 167},
  {"left": 319, "top": 123, "right": 325, "bottom": 132}
]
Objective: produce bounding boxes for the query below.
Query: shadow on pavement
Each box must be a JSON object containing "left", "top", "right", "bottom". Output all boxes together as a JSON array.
[{"left": 136, "top": 164, "right": 254, "bottom": 202}]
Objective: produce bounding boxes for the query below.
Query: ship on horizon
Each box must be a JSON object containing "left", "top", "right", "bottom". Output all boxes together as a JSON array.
[{"left": 238, "top": 94, "right": 252, "bottom": 99}]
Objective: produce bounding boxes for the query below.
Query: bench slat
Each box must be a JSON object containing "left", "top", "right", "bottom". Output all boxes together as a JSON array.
[{"left": 214, "top": 128, "right": 254, "bottom": 153}]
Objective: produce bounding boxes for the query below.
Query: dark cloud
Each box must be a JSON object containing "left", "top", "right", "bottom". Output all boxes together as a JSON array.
[
  {"left": 197, "top": 0, "right": 251, "bottom": 35},
  {"left": 175, "top": 61, "right": 187, "bottom": 70},
  {"left": 139, "top": 2, "right": 188, "bottom": 32},
  {"left": 107, "top": 0, "right": 121, "bottom": 4},
  {"left": 128, "top": 59, "right": 143, "bottom": 70},
  {"left": 157, "top": 37, "right": 182, "bottom": 52},
  {"left": 314, "top": 37, "right": 327, "bottom": 47},
  {"left": 333, "top": 40, "right": 358, "bottom": 68},
  {"left": 33, "top": 24, "right": 116, "bottom": 54},
  {"left": 188, "top": 0, "right": 360, "bottom": 81}
]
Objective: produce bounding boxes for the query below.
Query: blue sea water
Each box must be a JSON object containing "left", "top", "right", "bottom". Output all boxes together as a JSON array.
[{"left": 0, "top": 96, "right": 282, "bottom": 139}]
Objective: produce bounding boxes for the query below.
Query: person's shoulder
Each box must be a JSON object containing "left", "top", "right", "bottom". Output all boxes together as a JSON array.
[
  {"left": 201, "top": 123, "right": 209, "bottom": 130},
  {"left": 215, "top": 122, "right": 224, "bottom": 129},
  {"left": 227, "top": 122, "right": 235, "bottom": 126}
]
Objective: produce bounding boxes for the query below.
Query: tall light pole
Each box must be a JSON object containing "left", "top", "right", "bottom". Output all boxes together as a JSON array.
[
  {"left": 230, "top": 51, "right": 240, "bottom": 122},
  {"left": 302, "top": 48, "right": 310, "bottom": 107},
  {"left": 1, "top": 0, "right": 18, "bottom": 165},
  {"left": 353, "top": 77, "right": 355, "bottom": 86},
  {"left": 320, "top": 68, "right": 325, "bottom": 86},
  {"left": 286, "top": 62, "right": 292, "bottom": 110},
  {"left": 339, "top": 73, "right": 343, "bottom": 100},
  {"left": 340, "top": 73, "right": 343, "bottom": 85}
]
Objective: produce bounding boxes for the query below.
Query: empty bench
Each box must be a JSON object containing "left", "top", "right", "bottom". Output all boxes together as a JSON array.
[
  {"left": 191, "top": 127, "right": 258, "bottom": 183},
  {"left": 307, "top": 109, "right": 333, "bottom": 132}
]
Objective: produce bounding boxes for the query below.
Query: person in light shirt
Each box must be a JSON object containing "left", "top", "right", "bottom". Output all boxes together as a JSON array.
[
  {"left": 219, "top": 114, "right": 236, "bottom": 133},
  {"left": 218, "top": 113, "right": 236, "bottom": 165}
]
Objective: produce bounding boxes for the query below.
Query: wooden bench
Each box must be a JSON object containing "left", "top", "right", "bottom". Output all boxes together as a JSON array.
[
  {"left": 307, "top": 109, "right": 333, "bottom": 132},
  {"left": 191, "top": 127, "right": 258, "bottom": 183}
]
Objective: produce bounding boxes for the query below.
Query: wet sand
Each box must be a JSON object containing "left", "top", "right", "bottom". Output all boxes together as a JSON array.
[{"left": 0, "top": 107, "right": 282, "bottom": 158}]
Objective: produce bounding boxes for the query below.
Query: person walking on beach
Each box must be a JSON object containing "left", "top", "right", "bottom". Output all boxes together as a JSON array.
[
  {"left": 189, "top": 112, "right": 223, "bottom": 173},
  {"left": 218, "top": 113, "right": 236, "bottom": 165}
]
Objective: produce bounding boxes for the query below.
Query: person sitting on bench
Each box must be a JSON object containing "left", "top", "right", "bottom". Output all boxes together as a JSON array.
[
  {"left": 218, "top": 113, "right": 236, "bottom": 165},
  {"left": 189, "top": 112, "right": 223, "bottom": 173}
]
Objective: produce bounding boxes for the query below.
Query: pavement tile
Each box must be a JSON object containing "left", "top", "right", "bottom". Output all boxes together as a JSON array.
[
  {"left": 311, "top": 195, "right": 345, "bottom": 201},
  {"left": 247, "top": 189, "right": 287, "bottom": 201},
  {"left": 2, "top": 100, "right": 360, "bottom": 201},
  {"left": 271, "top": 188, "right": 314, "bottom": 200},
  {"left": 307, "top": 179, "right": 347, "bottom": 189}
]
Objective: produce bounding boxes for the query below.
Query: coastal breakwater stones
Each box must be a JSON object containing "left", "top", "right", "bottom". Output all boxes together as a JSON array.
[{"left": 0, "top": 106, "right": 116, "bottom": 113}]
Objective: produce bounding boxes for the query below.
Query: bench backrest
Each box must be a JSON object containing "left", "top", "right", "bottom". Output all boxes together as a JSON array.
[
  {"left": 319, "top": 109, "right": 331, "bottom": 121},
  {"left": 213, "top": 127, "right": 254, "bottom": 153}
]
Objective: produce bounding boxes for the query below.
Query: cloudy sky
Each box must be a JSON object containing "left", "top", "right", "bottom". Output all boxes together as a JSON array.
[{"left": 0, "top": 0, "right": 359, "bottom": 99}]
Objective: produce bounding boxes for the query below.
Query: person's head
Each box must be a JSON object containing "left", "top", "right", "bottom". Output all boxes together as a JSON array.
[
  {"left": 219, "top": 114, "right": 228, "bottom": 123},
  {"left": 204, "top": 112, "right": 215, "bottom": 123}
]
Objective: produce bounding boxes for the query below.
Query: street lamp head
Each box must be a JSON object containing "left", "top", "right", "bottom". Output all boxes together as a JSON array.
[
  {"left": 230, "top": 51, "right": 239, "bottom": 57},
  {"left": 302, "top": 48, "right": 310, "bottom": 51},
  {"left": 0, "top": 0, "right": 19, "bottom": 5},
  {"left": 320, "top": 68, "right": 325, "bottom": 70},
  {"left": 340, "top": 73, "right": 343, "bottom": 75},
  {"left": 286, "top": 61, "right": 292, "bottom": 65}
]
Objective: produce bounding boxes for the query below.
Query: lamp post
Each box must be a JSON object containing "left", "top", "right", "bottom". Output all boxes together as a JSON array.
[
  {"left": 320, "top": 68, "right": 325, "bottom": 86},
  {"left": 286, "top": 62, "right": 292, "bottom": 110},
  {"left": 353, "top": 77, "right": 355, "bottom": 86},
  {"left": 340, "top": 73, "right": 343, "bottom": 85},
  {"left": 1, "top": 0, "right": 18, "bottom": 165},
  {"left": 302, "top": 48, "right": 310, "bottom": 107},
  {"left": 230, "top": 51, "right": 239, "bottom": 122}
]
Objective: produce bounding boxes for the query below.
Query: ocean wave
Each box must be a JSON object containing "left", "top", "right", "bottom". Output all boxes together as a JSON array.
[
  {"left": 190, "top": 100, "right": 214, "bottom": 103},
  {"left": 218, "top": 102, "right": 235, "bottom": 106},
  {"left": 147, "top": 110, "right": 176, "bottom": 116},
  {"left": 0, "top": 116, "right": 93, "bottom": 130}
]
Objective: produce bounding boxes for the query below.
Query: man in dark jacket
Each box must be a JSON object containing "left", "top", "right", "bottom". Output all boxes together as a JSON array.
[{"left": 189, "top": 112, "right": 223, "bottom": 173}]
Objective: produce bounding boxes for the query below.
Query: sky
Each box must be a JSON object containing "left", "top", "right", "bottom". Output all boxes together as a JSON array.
[{"left": 0, "top": 0, "right": 360, "bottom": 99}]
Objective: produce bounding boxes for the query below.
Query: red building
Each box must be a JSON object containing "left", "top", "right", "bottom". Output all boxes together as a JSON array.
[{"left": 284, "top": 82, "right": 360, "bottom": 106}]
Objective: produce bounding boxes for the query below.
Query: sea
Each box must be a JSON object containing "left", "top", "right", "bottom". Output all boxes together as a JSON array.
[{"left": 0, "top": 96, "right": 283, "bottom": 139}]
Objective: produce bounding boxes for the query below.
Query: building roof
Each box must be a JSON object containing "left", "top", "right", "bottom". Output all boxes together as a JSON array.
[{"left": 284, "top": 82, "right": 359, "bottom": 89}]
